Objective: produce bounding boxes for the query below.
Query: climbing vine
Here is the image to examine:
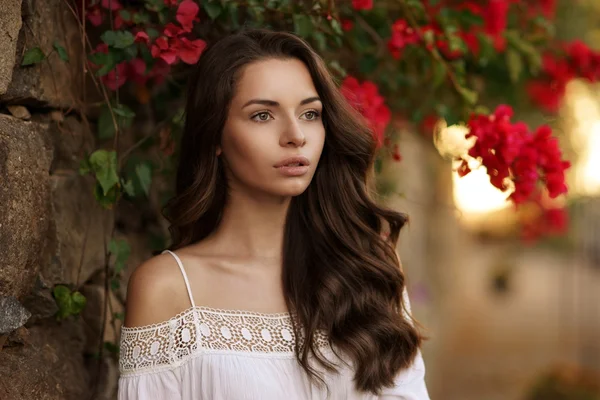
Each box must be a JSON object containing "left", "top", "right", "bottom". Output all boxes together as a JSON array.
[{"left": 22, "top": 0, "right": 599, "bottom": 369}]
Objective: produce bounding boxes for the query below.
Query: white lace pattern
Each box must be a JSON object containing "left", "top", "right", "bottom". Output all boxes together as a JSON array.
[{"left": 119, "top": 306, "right": 329, "bottom": 376}]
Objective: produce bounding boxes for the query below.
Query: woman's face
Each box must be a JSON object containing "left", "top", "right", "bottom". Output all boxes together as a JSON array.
[{"left": 219, "top": 58, "right": 326, "bottom": 199}]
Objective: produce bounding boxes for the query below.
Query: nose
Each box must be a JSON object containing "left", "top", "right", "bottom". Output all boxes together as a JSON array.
[{"left": 279, "top": 117, "right": 306, "bottom": 148}]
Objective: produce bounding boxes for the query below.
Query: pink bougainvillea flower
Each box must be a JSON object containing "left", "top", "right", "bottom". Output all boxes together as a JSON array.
[
  {"left": 178, "top": 38, "right": 207, "bottom": 64},
  {"left": 101, "top": 0, "right": 123, "bottom": 11},
  {"left": 352, "top": 0, "right": 373, "bottom": 11},
  {"left": 463, "top": 104, "right": 570, "bottom": 206},
  {"left": 101, "top": 62, "right": 128, "bottom": 91},
  {"left": 151, "top": 36, "right": 179, "bottom": 65},
  {"left": 86, "top": 5, "right": 104, "bottom": 27},
  {"left": 387, "top": 19, "right": 420, "bottom": 59},
  {"left": 340, "top": 76, "right": 391, "bottom": 148},
  {"left": 341, "top": 19, "right": 354, "bottom": 32},
  {"left": 164, "top": 22, "right": 185, "bottom": 37},
  {"left": 176, "top": 0, "right": 200, "bottom": 32},
  {"left": 134, "top": 31, "right": 150, "bottom": 44}
]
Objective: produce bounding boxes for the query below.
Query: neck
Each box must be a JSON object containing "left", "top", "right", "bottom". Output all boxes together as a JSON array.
[{"left": 204, "top": 187, "right": 291, "bottom": 262}]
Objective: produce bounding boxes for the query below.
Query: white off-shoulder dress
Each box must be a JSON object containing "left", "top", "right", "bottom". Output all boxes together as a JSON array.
[{"left": 118, "top": 250, "right": 430, "bottom": 400}]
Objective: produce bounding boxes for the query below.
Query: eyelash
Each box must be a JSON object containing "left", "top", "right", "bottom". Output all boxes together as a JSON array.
[{"left": 250, "top": 110, "right": 322, "bottom": 123}]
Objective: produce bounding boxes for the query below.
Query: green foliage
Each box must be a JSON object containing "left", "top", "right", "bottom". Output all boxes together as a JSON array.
[
  {"left": 53, "top": 285, "right": 87, "bottom": 320},
  {"left": 21, "top": 47, "right": 45, "bottom": 66},
  {"left": 109, "top": 239, "right": 131, "bottom": 274},
  {"left": 53, "top": 41, "right": 69, "bottom": 62}
]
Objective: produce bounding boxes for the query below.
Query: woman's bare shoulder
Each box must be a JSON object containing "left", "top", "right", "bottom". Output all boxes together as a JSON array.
[{"left": 123, "top": 252, "right": 190, "bottom": 328}]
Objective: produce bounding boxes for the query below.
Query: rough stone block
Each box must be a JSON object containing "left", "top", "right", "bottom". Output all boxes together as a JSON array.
[
  {"left": 0, "top": 0, "right": 84, "bottom": 109},
  {"left": 0, "top": 320, "right": 89, "bottom": 400},
  {"left": 43, "top": 174, "right": 110, "bottom": 287},
  {"left": 0, "top": 0, "right": 22, "bottom": 95},
  {"left": 0, "top": 114, "right": 52, "bottom": 299}
]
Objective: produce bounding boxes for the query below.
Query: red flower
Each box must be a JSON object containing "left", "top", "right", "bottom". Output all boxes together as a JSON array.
[
  {"left": 392, "top": 144, "right": 402, "bottom": 161},
  {"left": 176, "top": 0, "right": 199, "bottom": 32},
  {"left": 388, "top": 19, "right": 420, "bottom": 59},
  {"left": 134, "top": 31, "right": 150, "bottom": 45},
  {"left": 178, "top": 37, "right": 206, "bottom": 64},
  {"left": 341, "top": 19, "right": 354, "bottom": 32},
  {"left": 101, "top": 0, "right": 123, "bottom": 11},
  {"left": 164, "top": 23, "right": 185, "bottom": 37},
  {"left": 101, "top": 62, "right": 128, "bottom": 91},
  {"left": 164, "top": 0, "right": 179, "bottom": 6},
  {"left": 484, "top": 0, "right": 509, "bottom": 37},
  {"left": 341, "top": 76, "right": 391, "bottom": 148},
  {"left": 539, "top": 0, "right": 557, "bottom": 19},
  {"left": 151, "top": 36, "right": 179, "bottom": 65},
  {"left": 86, "top": 5, "right": 104, "bottom": 27},
  {"left": 464, "top": 105, "right": 570, "bottom": 206},
  {"left": 352, "top": 0, "right": 373, "bottom": 11}
]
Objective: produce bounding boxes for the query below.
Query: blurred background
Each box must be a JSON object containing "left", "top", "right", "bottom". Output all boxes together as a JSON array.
[{"left": 0, "top": 0, "right": 599, "bottom": 399}]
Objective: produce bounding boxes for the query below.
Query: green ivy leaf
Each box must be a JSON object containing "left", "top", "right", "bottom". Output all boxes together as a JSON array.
[
  {"left": 113, "top": 104, "right": 136, "bottom": 118},
  {"left": 505, "top": 31, "right": 542, "bottom": 75},
  {"left": 506, "top": 48, "right": 523, "bottom": 82},
  {"left": 113, "top": 312, "right": 125, "bottom": 321},
  {"left": 21, "top": 47, "right": 45, "bottom": 66},
  {"left": 89, "top": 51, "right": 118, "bottom": 77},
  {"left": 53, "top": 41, "right": 69, "bottom": 62},
  {"left": 359, "top": 55, "right": 378, "bottom": 74},
  {"left": 432, "top": 61, "right": 447, "bottom": 88},
  {"left": 133, "top": 12, "right": 151, "bottom": 24},
  {"left": 53, "top": 285, "right": 87, "bottom": 320},
  {"left": 89, "top": 150, "right": 119, "bottom": 196},
  {"left": 79, "top": 157, "right": 91, "bottom": 176},
  {"left": 100, "top": 30, "right": 118, "bottom": 46},
  {"left": 330, "top": 19, "right": 343, "bottom": 35},
  {"left": 122, "top": 179, "right": 135, "bottom": 197},
  {"left": 98, "top": 104, "right": 136, "bottom": 139},
  {"left": 94, "top": 182, "right": 120, "bottom": 209},
  {"left": 135, "top": 162, "right": 153, "bottom": 196},
  {"left": 109, "top": 238, "right": 131, "bottom": 274},
  {"left": 312, "top": 31, "right": 327, "bottom": 51},
  {"left": 203, "top": 1, "right": 222, "bottom": 20},
  {"left": 104, "top": 341, "right": 120, "bottom": 354},
  {"left": 71, "top": 291, "right": 87, "bottom": 315},
  {"left": 293, "top": 14, "right": 312, "bottom": 38},
  {"left": 456, "top": 85, "right": 478, "bottom": 106},
  {"left": 101, "top": 30, "right": 134, "bottom": 49},
  {"left": 119, "top": 10, "right": 132, "bottom": 21}
]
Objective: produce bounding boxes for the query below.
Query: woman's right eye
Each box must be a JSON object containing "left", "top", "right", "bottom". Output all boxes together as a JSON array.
[{"left": 251, "top": 112, "right": 272, "bottom": 122}]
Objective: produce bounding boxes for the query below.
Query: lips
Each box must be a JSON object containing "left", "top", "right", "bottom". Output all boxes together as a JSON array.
[{"left": 274, "top": 156, "right": 310, "bottom": 168}]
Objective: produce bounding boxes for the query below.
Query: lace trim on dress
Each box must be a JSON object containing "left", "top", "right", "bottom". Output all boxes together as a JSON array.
[{"left": 119, "top": 306, "right": 329, "bottom": 376}]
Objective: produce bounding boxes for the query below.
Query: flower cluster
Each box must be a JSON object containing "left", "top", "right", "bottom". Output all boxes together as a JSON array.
[
  {"left": 460, "top": 104, "right": 570, "bottom": 205},
  {"left": 340, "top": 76, "right": 391, "bottom": 150},
  {"left": 521, "top": 203, "right": 569, "bottom": 242},
  {"left": 528, "top": 40, "right": 600, "bottom": 112},
  {"left": 383, "top": 0, "right": 558, "bottom": 61},
  {"left": 86, "top": 0, "right": 205, "bottom": 91},
  {"left": 387, "top": 19, "right": 420, "bottom": 59}
]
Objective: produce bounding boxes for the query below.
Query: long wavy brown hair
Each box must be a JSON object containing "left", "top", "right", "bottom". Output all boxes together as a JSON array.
[{"left": 164, "top": 28, "right": 425, "bottom": 395}]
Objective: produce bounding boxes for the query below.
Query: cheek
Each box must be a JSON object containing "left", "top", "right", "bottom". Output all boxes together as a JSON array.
[{"left": 221, "top": 123, "right": 272, "bottom": 175}]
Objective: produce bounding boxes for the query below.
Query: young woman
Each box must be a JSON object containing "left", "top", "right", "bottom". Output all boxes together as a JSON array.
[{"left": 118, "top": 28, "right": 429, "bottom": 399}]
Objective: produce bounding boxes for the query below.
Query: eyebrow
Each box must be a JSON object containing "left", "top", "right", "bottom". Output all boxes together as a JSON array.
[{"left": 241, "top": 96, "right": 321, "bottom": 109}]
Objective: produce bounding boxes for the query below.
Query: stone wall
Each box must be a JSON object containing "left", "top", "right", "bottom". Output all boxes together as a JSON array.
[{"left": 0, "top": 1, "right": 150, "bottom": 399}]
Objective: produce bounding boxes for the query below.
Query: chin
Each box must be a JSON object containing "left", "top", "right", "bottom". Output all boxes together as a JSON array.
[{"left": 271, "top": 179, "right": 312, "bottom": 197}]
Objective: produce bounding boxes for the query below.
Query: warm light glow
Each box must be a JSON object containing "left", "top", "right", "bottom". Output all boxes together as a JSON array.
[
  {"left": 564, "top": 80, "right": 600, "bottom": 196},
  {"left": 452, "top": 160, "right": 511, "bottom": 214},
  {"left": 436, "top": 123, "right": 512, "bottom": 215},
  {"left": 579, "top": 121, "right": 600, "bottom": 194}
]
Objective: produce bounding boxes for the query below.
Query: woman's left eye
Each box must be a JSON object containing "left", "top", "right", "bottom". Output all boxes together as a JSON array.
[{"left": 302, "top": 111, "right": 321, "bottom": 121}]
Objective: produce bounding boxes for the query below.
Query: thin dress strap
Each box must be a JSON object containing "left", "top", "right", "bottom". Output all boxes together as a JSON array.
[{"left": 162, "top": 250, "right": 196, "bottom": 309}]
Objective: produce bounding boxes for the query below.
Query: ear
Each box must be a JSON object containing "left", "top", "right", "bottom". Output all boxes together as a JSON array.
[{"left": 216, "top": 147, "right": 222, "bottom": 156}]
